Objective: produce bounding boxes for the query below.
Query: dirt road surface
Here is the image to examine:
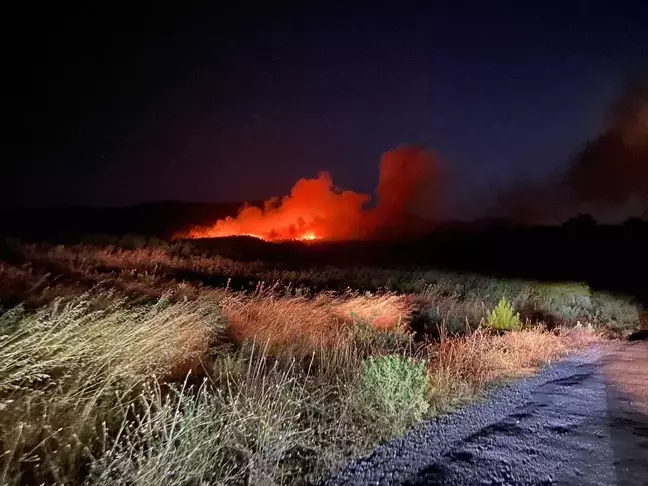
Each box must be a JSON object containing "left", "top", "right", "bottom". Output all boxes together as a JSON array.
[{"left": 322, "top": 343, "right": 648, "bottom": 486}]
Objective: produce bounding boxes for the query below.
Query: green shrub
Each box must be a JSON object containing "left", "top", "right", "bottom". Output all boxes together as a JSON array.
[
  {"left": 487, "top": 297, "right": 522, "bottom": 331},
  {"left": 526, "top": 283, "right": 638, "bottom": 332},
  {"left": 357, "top": 355, "right": 429, "bottom": 435},
  {"left": 592, "top": 292, "right": 640, "bottom": 333},
  {"left": 529, "top": 283, "right": 593, "bottom": 324}
]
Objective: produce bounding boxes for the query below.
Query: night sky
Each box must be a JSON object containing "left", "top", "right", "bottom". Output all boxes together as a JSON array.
[{"left": 5, "top": 2, "right": 647, "bottom": 217}]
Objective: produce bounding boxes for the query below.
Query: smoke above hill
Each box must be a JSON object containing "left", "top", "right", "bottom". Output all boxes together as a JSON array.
[
  {"left": 182, "top": 81, "right": 647, "bottom": 240},
  {"left": 182, "top": 146, "right": 444, "bottom": 241},
  {"left": 493, "top": 80, "right": 648, "bottom": 223}
]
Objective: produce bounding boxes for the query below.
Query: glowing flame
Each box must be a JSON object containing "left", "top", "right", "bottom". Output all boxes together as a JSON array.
[
  {"left": 181, "top": 146, "right": 442, "bottom": 242},
  {"left": 184, "top": 172, "right": 370, "bottom": 242},
  {"left": 298, "top": 232, "right": 318, "bottom": 241}
]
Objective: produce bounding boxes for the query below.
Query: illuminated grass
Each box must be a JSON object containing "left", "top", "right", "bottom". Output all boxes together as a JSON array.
[
  {"left": 0, "top": 243, "right": 619, "bottom": 484},
  {"left": 426, "top": 326, "right": 600, "bottom": 412},
  {"left": 0, "top": 294, "right": 224, "bottom": 484}
]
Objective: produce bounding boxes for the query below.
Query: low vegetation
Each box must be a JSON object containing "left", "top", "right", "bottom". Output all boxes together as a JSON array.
[
  {"left": 487, "top": 297, "right": 522, "bottom": 331},
  {"left": 0, "top": 240, "right": 639, "bottom": 485},
  {"left": 357, "top": 355, "right": 430, "bottom": 435}
]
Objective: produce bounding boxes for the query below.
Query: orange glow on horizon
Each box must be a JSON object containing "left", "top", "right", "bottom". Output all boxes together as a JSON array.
[
  {"left": 180, "top": 146, "right": 442, "bottom": 243},
  {"left": 297, "top": 232, "right": 318, "bottom": 241},
  {"left": 182, "top": 172, "right": 370, "bottom": 242}
]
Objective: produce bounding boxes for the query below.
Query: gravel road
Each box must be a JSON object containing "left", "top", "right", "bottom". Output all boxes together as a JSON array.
[{"left": 321, "top": 342, "right": 648, "bottom": 486}]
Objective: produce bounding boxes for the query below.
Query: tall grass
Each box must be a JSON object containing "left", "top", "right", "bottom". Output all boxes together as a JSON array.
[
  {"left": 0, "top": 293, "right": 225, "bottom": 484},
  {"left": 0, "top": 243, "right": 614, "bottom": 484},
  {"left": 426, "top": 326, "right": 600, "bottom": 412},
  {"left": 221, "top": 290, "right": 413, "bottom": 357},
  {"left": 17, "top": 243, "right": 640, "bottom": 334},
  {"left": 87, "top": 358, "right": 320, "bottom": 485}
]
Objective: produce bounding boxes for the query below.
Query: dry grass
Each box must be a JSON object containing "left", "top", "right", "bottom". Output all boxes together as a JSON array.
[
  {"left": 0, "top": 263, "right": 89, "bottom": 309},
  {"left": 221, "top": 291, "right": 413, "bottom": 355},
  {"left": 0, "top": 293, "right": 225, "bottom": 484},
  {"left": 15, "top": 243, "right": 643, "bottom": 333},
  {"left": 0, "top": 242, "right": 614, "bottom": 485},
  {"left": 19, "top": 244, "right": 259, "bottom": 278},
  {"left": 15, "top": 244, "right": 436, "bottom": 294},
  {"left": 87, "top": 359, "right": 315, "bottom": 485},
  {"left": 426, "top": 326, "right": 602, "bottom": 411}
]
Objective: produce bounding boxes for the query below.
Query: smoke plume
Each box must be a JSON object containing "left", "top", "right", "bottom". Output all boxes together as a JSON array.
[
  {"left": 493, "top": 80, "right": 648, "bottom": 223},
  {"left": 184, "top": 146, "right": 443, "bottom": 241},
  {"left": 370, "top": 145, "right": 443, "bottom": 236}
]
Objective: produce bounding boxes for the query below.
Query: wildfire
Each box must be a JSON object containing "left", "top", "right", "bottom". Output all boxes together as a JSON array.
[
  {"left": 298, "top": 232, "right": 318, "bottom": 241},
  {"left": 181, "top": 146, "right": 442, "bottom": 242}
]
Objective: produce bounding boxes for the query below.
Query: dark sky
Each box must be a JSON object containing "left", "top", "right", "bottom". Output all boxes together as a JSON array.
[{"left": 5, "top": 2, "right": 647, "bottom": 216}]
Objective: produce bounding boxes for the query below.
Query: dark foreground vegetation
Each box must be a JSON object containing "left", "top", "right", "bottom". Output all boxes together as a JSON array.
[
  {"left": 0, "top": 232, "right": 643, "bottom": 485},
  {"left": 2, "top": 202, "right": 646, "bottom": 304}
]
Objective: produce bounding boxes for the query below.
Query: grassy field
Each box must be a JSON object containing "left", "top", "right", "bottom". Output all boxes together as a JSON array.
[{"left": 0, "top": 241, "right": 640, "bottom": 485}]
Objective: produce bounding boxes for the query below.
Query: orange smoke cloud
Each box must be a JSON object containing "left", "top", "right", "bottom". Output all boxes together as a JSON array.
[
  {"left": 183, "top": 146, "right": 443, "bottom": 241},
  {"left": 372, "top": 146, "right": 443, "bottom": 235}
]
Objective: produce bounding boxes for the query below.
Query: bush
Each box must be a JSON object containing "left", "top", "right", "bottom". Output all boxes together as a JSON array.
[
  {"left": 357, "top": 355, "right": 430, "bottom": 435},
  {"left": 487, "top": 297, "right": 522, "bottom": 331},
  {"left": 118, "top": 234, "right": 148, "bottom": 250},
  {"left": 528, "top": 283, "right": 593, "bottom": 324},
  {"left": 592, "top": 292, "right": 640, "bottom": 333}
]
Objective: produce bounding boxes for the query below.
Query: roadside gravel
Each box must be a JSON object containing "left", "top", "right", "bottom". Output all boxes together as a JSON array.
[{"left": 321, "top": 343, "right": 648, "bottom": 486}]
